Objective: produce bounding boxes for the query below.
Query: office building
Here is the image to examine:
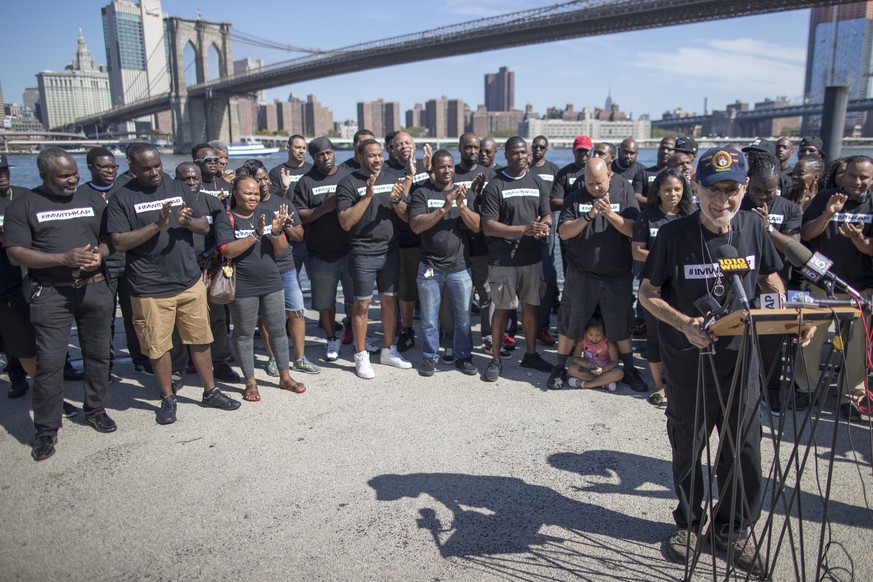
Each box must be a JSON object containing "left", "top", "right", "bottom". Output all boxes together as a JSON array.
[
  {"left": 37, "top": 31, "right": 112, "bottom": 129},
  {"left": 484, "top": 66, "right": 514, "bottom": 112},
  {"left": 357, "top": 99, "right": 400, "bottom": 138}
]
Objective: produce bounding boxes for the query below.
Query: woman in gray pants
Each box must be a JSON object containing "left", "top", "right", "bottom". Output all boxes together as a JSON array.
[{"left": 215, "top": 176, "right": 307, "bottom": 400}]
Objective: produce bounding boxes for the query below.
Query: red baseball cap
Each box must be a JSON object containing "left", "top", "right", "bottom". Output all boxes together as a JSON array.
[{"left": 573, "top": 136, "right": 593, "bottom": 151}]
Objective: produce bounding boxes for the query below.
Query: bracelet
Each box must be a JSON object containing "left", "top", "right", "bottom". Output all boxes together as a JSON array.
[
  {"left": 391, "top": 197, "right": 402, "bottom": 205},
  {"left": 404, "top": 174, "right": 413, "bottom": 182},
  {"left": 249, "top": 232, "right": 262, "bottom": 242},
  {"left": 585, "top": 212, "right": 594, "bottom": 221}
]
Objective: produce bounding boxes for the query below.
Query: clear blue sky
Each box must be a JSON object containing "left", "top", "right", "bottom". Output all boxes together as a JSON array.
[{"left": 1, "top": 0, "right": 811, "bottom": 122}]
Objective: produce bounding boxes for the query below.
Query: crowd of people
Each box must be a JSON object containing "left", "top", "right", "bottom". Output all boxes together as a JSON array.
[{"left": 1, "top": 129, "right": 871, "bottom": 573}]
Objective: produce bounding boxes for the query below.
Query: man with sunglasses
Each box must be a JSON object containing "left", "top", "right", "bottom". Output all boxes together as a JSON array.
[{"left": 194, "top": 144, "right": 232, "bottom": 207}]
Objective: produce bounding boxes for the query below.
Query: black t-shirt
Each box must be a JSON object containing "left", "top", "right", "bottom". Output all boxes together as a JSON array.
[
  {"left": 386, "top": 160, "right": 428, "bottom": 248},
  {"left": 269, "top": 161, "right": 312, "bottom": 197},
  {"left": 612, "top": 160, "right": 647, "bottom": 195},
  {"left": 741, "top": 194, "right": 802, "bottom": 284},
  {"left": 408, "top": 181, "right": 475, "bottom": 273},
  {"left": 4, "top": 186, "right": 107, "bottom": 283},
  {"left": 558, "top": 181, "right": 640, "bottom": 277},
  {"left": 632, "top": 206, "right": 683, "bottom": 249},
  {"left": 643, "top": 164, "right": 668, "bottom": 199},
  {"left": 106, "top": 178, "right": 205, "bottom": 297},
  {"left": 78, "top": 182, "right": 126, "bottom": 278},
  {"left": 0, "top": 186, "right": 31, "bottom": 297},
  {"left": 199, "top": 175, "right": 233, "bottom": 205},
  {"left": 480, "top": 170, "right": 550, "bottom": 267},
  {"left": 215, "top": 210, "right": 284, "bottom": 298},
  {"left": 257, "top": 193, "right": 299, "bottom": 274},
  {"left": 455, "top": 164, "right": 496, "bottom": 258},
  {"left": 335, "top": 170, "right": 403, "bottom": 255},
  {"left": 802, "top": 188, "right": 873, "bottom": 289},
  {"left": 642, "top": 210, "right": 782, "bottom": 356},
  {"left": 339, "top": 157, "right": 361, "bottom": 173},
  {"left": 530, "top": 160, "right": 560, "bottom": 192},
  {"left": 188, "top": 186, "right": 226, "bottom": 259},
  {"left": 292, "top": 166, "right": 351, "bottom": 262},
  {"left": 550, "top": 162, "right": 585, "bottom": 201}
]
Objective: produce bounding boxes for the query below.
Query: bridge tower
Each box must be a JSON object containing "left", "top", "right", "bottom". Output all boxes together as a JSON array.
[{"left": 166, "top": 16, "right": 239, "bottom": 153}]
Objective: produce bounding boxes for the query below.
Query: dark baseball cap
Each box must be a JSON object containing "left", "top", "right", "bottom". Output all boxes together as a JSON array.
[
  {"left": 800, "top": 136, "right": 825, "bottom": 154},
  {"left": 675, "top": 136, "right": 698, "bottom": 155},
  {"left": 742, "top": 137, "right": 776, "bottom": 157},
  {"left": 0, "top": 154, "right": 9, "bottom": 169},
  {"left": 696, "top": 147, "right": 748, "bottom": 187}
]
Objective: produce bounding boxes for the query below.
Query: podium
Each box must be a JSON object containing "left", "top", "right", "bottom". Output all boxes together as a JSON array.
[{"left": 708, "top": 306, "right": 858, "bottom": 337}]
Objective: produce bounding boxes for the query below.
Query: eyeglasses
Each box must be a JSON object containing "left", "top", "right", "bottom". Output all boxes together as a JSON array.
[
  {"left": 701, "top": 184, "right": 743, "bottom": 199},
  {"left": 195, "top": 156, "right": 221, "bottom": 164},
  {"left": 92, "top": 164, "right": 119, "bottom": 171}
]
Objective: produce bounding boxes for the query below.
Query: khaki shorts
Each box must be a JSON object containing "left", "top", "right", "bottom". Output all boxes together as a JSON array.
[
  {"left": 131, "top": 280, "right": 213, "bottom": 360},
  {"left": 489, "top": 263, "right": 544, "bottom": 310}
]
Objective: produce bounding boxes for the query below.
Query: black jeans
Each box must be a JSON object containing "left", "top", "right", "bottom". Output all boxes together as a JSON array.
[
  {"left": 115, "top": 274, "right": 148, "bottom": 367},
  {"left": 30, "top": 280, "right": 113, "bottom": 436}
]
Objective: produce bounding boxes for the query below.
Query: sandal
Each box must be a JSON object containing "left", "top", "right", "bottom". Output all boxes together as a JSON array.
[
  {"left": 850, "top": 388, "right": 871, "bottom": 415},
  {"left": 244, "top": 383, "right": 261, "bottom": 402},
  {"left": 280, "top": 377, "right": 307, "bottom": 394},
  {"left": 648, "top": 390, "right": 667, "bottom": 407}
]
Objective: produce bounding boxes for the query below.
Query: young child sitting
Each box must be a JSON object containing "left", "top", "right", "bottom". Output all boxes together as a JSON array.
[{"left": 567, "top": 318, "right": 623, "bottom": 390}]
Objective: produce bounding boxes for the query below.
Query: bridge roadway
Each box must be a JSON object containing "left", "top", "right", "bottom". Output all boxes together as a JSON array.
[{"left": 70, "top": 0, "right": 855, "bottom": 131}]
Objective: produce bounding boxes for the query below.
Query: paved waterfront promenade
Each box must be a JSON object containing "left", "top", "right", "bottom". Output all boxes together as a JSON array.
[{"left": 1, "top": 306, "right": 871, "bottom": 580}]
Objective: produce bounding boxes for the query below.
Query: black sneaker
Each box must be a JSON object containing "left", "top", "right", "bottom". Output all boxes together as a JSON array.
[
  {"left": 623, "top": 369, "right": 649, "bottom": 393},
  {"left": 547, "top": 365, "right": 567, "bottom": 390},
  {"left": 455, "top": 358, "right": 478, "bottom": 376},
  {"left": 156, "top": 395, "right": 177, "bottom": 425},
  {"left": 841, "top": 402, "right": 863, "bottom": 422},
  {"left": 63, "top": 363, "right": 84, "bottom": 382},
  {"left": 201, "top": 387, "right": 241, "bottom": 410},
  {"left": 134, "top": 360, "right": 154, "bottom": 376},
  {"left": 7, "top": 378, "right": 29, "bottom": 399},
  {"left": 213, "top": 362, "right": 241, "bottom": 383},
  {"left": 396, "top": 329, "right": 415, "bottom": 353},
  {"left": 440, "top": 348, "right": 455, "bottom": 364},
  {"left": 31, "top": 435, "right": 57, "bottom": 461},
  {"left": 85, "top": 412, "right": 117, "bottom": 433},
  {"left": 499, "top": 347, "right": 512, "bottom": 359},
  {"left": 483, "top": 358, "right": 502, "bottom": 382},
  {"left": 520, "top": 352, "right": 553, "bottom": 373},
  {"left": 711, "top": 533, "right": 764, "bottom": 576},
  {"left": 667, "top": 529, "right": 699, "bottom": 565},
  {"left": 419, "top": 359, "right": 436, "bottom": 377},
  {"left": 62, "top": 401, "right": 79, "bottom": 418},
  {"left": 793, "top": 392, "right": 810, "bottom": 411}
]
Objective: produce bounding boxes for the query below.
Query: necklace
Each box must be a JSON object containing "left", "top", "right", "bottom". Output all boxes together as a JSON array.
[
  {"left": 233, "top": 212, "right": 256, "bottom": 233},
  {"left": 699, "top": 215, "right": 733, "bottom": 298}
]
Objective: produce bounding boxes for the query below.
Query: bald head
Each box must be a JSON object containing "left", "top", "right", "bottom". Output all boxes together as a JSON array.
[
  {"left": 479, "top": 137, "right": 497, "bottom": 168},
  {"left": 584, "top": 157, "right": 610, "bottom": 197},
  {"left": 619, "top": 138, "right": 639, "bottom": 167}
]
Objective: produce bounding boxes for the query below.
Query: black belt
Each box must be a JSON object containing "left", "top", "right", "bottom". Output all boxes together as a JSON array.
[{"left": 40, "top": 273, "right": 106, "bottom": 288}]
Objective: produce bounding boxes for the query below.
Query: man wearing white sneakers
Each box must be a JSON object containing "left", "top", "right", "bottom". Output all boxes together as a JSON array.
[{"left": 336, "top": 139, "right": 413, "bottom": 378}]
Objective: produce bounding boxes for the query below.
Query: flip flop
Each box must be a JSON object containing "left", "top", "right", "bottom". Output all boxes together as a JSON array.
[
  {"left": 244, "top": 384, "right": 261, "bottom": 402},
  {"left": 280, "top": 378, "right": 307, "bottom": 394}
]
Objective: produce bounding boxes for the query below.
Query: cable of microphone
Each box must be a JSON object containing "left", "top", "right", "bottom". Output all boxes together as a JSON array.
[
  {"left": 716, "top": 244, "right": 751, "bottom": 311},
  {"left": 784, "top": 242, "right": 869, "bottom": 307}
]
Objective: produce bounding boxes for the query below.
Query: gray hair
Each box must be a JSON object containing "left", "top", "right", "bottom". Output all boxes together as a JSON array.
[
  {"left": 207, "top": 140, "right": 228, "bottom": 154},
  {"left": 36, "top": 147, "right": 73, "bottom": 176}
]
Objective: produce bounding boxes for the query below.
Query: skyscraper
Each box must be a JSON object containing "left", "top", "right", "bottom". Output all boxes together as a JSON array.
[
  {"left": 803, "top": 2, "right": 873, "bottom": 133},
  {"left": 37, "top": 31, "right": 112, "bottom": 129},
  {"left": 102, "top": 0, "right": 169, "bottom": 131},
  {"left": 484, "top": 66, "right": 514, "bottom": 112},
  {"left": 356, "top": 99, "right": 400, "bottom": 137}
]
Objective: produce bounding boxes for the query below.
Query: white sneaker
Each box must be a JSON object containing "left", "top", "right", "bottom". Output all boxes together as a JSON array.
[
  {"left": 381, "top": 346, "right": 412, "bottom": 369},
  {"left": 325, "top": 338, "right": 341, "bottom": 362},
  {"left": 354, "top": 350, "right": 375, "bottom": 379},
  {"left": 364, "top": 336, "right": 381, "bottom": 354}
]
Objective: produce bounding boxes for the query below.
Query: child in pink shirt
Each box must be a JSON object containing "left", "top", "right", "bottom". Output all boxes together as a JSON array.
[{"left": 567, "top": 318, "right": 623, "bottom": 390}]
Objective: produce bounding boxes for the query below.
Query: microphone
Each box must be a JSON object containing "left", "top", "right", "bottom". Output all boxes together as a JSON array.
[
  {"left": 716, "top": 245, "right": 751, "bottom": 311},
  {"left": 784, "top": 242, "right": 868, "bottom": 306}
]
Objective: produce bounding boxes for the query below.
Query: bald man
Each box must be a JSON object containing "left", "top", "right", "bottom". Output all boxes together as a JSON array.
[
  {"left": 546, "top": 157, "right": 646, "bottom": 392},
  {"left": 613, "top": 138, "right": 647, "bottom": 207}
]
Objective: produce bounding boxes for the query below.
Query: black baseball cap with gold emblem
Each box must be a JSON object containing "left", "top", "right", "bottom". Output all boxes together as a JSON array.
[{"left": 696, "top": 147, "right": 747, "bottom": 187}]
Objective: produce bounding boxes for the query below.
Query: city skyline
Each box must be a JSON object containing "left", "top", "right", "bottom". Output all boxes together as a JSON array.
[{"left": 2, "top": 1, "right": 811, "bottom": 124}]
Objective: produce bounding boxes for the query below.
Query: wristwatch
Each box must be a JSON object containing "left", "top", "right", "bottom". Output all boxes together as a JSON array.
[{"left": 766, "top": 223, "right": 774, "bottom": 233}]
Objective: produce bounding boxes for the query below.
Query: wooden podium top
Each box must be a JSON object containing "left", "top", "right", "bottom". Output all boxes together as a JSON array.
[{"left": 708, "top": 307, "right": 859, "bottom": 336}]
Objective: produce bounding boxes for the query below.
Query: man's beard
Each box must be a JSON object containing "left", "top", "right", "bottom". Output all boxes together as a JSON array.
[{"left": 45, "top": 183, "right": 76, "bottom": 196}]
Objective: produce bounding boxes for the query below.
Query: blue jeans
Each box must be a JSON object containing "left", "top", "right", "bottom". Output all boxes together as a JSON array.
[{"left": 416, "top": 264, "right": 473, "bottom": 361}]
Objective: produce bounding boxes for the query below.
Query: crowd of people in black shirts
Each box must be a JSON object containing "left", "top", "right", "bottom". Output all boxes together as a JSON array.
[{"left": 1, "top": 128, "right": 871, "bottom": 572}]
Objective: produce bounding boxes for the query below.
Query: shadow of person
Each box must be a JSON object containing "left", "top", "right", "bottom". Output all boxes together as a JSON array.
[
  {"left": 548, "top": 450, "right": 674, "bottom": 498},
  {"left": 368, "top": 472, "right": 664, "bottom": 559}
]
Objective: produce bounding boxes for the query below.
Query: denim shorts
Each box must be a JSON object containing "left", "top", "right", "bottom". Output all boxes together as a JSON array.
[
  {"left": 306, "top": 254, "right": 353, "bottom": 312},
  {"left": 349, "top": 248, "right": 399, "bottom": 300},
  {"left": 281, "top": 268, "right": 305, "bottom": 312}
]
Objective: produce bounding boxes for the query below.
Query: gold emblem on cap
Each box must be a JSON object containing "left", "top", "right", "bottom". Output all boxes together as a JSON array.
[{"left": 712, "top": 150, "right": 733, "bottom": 171}]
